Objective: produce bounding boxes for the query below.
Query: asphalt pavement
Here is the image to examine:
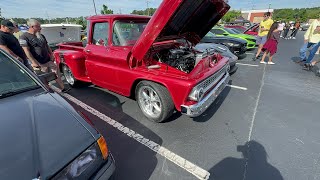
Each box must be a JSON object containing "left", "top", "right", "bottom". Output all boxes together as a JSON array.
[{"left": 61, "top": 31, "right": 320, "bottom": 180}]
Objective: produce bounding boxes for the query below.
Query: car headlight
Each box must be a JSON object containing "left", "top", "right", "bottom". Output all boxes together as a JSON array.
[
  {"left": 53, "top": 136, "right": 109, "bottom": 179},
  {"left": 225, "top": 42, "right": 240, "bottom": 47},
  {"left": 188, "top": 87, "right": 204, "bottom": 101}
]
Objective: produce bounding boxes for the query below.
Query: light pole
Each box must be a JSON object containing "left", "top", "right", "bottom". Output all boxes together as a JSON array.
[
  {"left": 93, "top": 0, "right": 97, "bottom": 15},
  {"left": 268, "top": 4, "right": 271, "bottom": 12}
]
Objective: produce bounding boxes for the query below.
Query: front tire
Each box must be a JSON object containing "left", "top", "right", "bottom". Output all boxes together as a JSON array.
[
  {"left": 62, "top": 64, "right": 80, "bottom": 87},
  {"left": 135, "top": 81, "right": 174, "bottom": 123}
]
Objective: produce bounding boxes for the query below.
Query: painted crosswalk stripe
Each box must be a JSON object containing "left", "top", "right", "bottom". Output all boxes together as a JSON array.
[
  {"left": 50, "top": 86, "right": 210, "bottom": 180},
  {"left": 227, "top": 84, "right": 248, "bottom": 90},
  {"left": 237, "top": 63, "right": 259, "bottom": 67}
]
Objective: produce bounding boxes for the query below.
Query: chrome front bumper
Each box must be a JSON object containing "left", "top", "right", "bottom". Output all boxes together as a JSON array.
[{"left": 181, "top": 73, "right": 230, "bottom": 117}]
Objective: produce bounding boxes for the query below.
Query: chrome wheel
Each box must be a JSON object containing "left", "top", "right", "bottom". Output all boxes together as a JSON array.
[
  {"left": 62, "top": 65, "right": 75, "bottom": 85},
  {"left": 138, "top": 86, "right": 162, "bottom": 118}
]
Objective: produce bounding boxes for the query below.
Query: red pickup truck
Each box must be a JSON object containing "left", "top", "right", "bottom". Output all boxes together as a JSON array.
[{"left": 54, "top": 0, "right": 231, "bottom": 123}]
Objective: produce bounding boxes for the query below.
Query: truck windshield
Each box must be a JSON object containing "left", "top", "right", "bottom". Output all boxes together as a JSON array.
[
  {"left": 113, "top": 20, "right": 149, "bottom": 46},
  {"left": 0, "top": 51, "right": 40, "bottom": 99}
]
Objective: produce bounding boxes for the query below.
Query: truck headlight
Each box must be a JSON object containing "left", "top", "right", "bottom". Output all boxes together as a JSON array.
[{"left": 188, "top": 87, "right": 204, "bottom": 101}]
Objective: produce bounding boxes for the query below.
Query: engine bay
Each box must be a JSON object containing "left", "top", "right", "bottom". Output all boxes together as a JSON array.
[
  {"left": 152, "top": 43, "right": 217, "bottom": 73},
  {"left": 154, "top": 47, "right": 196, "bottom": 73}
]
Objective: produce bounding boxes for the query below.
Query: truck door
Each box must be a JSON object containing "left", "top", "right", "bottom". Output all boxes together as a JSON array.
[{"left": 84, "top": 21, "right": 118, "bottom": 89}]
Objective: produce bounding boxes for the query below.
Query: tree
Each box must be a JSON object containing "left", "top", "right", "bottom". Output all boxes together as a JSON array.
[
  {"left": 221, "top": 10, "right": 241, "bottom": 22},
  {"left": 131, "top": 8, "right": 157, "bottom": 16},
  {"left": 75, "top": 17, "right": 87, "bottom": 30},
  {"left": 101, "top": 4, "right": 113, "bottom": 14}
]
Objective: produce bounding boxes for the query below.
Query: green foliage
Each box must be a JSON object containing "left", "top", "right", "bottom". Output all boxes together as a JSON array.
[
  {"left": 131, "top": 8, "right": 157, "bottom": 16},
  {"left": 222, "top": 10, "right": 241, "bottom": 22},
  {"left": 273, "top": 7, "right": 320, "bottom": 22},
  {"left": 101, "top": 4, "right": 113, "bottom": 14}
]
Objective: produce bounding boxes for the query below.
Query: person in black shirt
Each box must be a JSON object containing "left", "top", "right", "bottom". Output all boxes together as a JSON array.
[
  {"left": 20, "top": 19, "right": 69, "bottom": 92},
  {"left": 0, "top": 20, "right": 32, "bottom": 70}
]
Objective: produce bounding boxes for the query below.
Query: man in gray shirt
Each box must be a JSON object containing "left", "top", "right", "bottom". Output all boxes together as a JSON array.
[{"left": 20, "top": 19, "right": 70, "bottom": 92}]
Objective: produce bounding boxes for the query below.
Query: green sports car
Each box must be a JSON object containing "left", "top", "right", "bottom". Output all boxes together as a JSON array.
[{"left": 211, "top": 27, "right": 257, "bottom": 49}]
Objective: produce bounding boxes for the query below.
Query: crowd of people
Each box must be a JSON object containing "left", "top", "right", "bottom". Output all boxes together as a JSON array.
[
  {"left": 252, "top": 12, "right": 320, "bottom": 75},
  {"left": 0, "top": 19, "right": 70, "bottom": 92}
]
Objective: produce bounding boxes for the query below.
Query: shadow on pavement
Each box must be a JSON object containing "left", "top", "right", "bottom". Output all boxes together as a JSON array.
[
  {"left": 65, "top": 86, "right": 162, "bottom": 180},
  {"left": 193, "top": 80, "right": 232, "bottom": 123},
  {"left": 291, "top": 56, "right": 301, "bottom": 62},
  {"left": 209, "top": 141, "right": 283, "bottom": 180}
]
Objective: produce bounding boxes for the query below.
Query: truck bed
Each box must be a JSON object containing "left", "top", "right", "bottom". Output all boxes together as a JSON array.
[{"left": 58, "top": 42, "right": 85, "bottom": 52}]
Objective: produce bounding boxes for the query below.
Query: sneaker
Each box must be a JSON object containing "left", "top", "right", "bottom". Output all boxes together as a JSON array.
[
  {"left": 61, "top": 87, "right": 71, "bottom": 93},
  {"left": 268, "top": 62, "right": 275, "bottom": 65},
  {"left": 260, "top": 61, "right": 266, "bottom": 64},
  {"left": 303, "top": 64, "right": 312, "bottom": 71},
  {"left": 292, "top": 37, "right": 296, "bottom": 39}
]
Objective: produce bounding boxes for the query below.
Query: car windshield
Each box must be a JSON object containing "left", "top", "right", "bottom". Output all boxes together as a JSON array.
[
  {"left": 113, "top": 20, "right": 149, "bottom": 46},
  {"left": 0, "top": 52, "right": 39, "bottom": 99},
  {"left": 205, "top": 31, "right": 216, "bottom": 37}
]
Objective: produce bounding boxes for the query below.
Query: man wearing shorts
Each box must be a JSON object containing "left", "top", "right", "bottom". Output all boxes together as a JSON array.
[
  {"left": 298, "top": 17, "right": 320, "bottom": 70},
  {"left": 20, "top": 19, "right": 70, "bottom": 92},
  {"left": 253, "top": 12, "right": 274, "bottom": 61}
]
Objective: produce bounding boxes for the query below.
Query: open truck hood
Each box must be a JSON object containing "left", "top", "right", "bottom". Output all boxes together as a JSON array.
[{"left": 131, "top": 0, "right": 230, "bottom": 62}]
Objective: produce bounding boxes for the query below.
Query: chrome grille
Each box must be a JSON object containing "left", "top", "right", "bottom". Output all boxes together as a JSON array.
[{"left": 199, "top": 65, "right": 227, "bottom": 91}]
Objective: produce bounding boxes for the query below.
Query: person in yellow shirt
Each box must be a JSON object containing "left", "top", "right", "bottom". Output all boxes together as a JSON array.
[
  {"left": 298, "top": 17, "right": 320, "bottom": 70},
  {"left": 253, "top": 12, "right": 274, "bottom": 61}
]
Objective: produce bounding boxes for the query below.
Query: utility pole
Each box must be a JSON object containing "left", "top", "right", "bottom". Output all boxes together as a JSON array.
[
  {"left": 92, "top": 0, "right": 97, "bottom": 15},
  {"left": 0, "top": 8, "right": 2, "bottom": 19},
  {"left": 119, "top": 8, "right": 122, "bottom": 14},
  {"left": 146, "top": 0, "right": 150, "bottom": 16},
  {"left": 268, "top": 4, "right": 271, "bottom": 12},
  {"left": 46, "top": 11, "right": 51, "bottom": 23}
]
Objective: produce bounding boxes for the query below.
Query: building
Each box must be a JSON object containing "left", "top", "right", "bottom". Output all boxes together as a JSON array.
[{"left": 241, "top": 9, "right": 274, "bottom": 23}]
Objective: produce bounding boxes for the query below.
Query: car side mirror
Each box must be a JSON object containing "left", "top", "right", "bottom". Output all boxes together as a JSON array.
[
  {"left": 223, "top": 33, "right": 228, "bottom": 36},
  {"left": 38, "top": 72, "right": 57, "bottom": 84}
]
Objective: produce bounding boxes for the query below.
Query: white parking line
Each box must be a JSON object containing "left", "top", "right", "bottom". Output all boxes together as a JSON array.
[
  {"left": 246, "top": 52, "right": 255, "bottom": 55},
  {"left": 51, "top": 86, "right": 210, "bottom": 180},
  {"left": 237, "top": 63, "right": 259, "bottom": 67},
  {"left": 227, "top": 84, "right": 248, "bottom": 90}
]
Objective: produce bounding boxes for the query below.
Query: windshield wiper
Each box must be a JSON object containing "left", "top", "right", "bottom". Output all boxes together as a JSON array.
[{"left": 0, "top": 85, "right": 41, "bottom": 99}]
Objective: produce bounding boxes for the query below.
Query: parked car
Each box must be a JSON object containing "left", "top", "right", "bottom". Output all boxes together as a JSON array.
[
  {"left": 41, "top": 24, "right": 83, "bottom": 51},
  {"left": 195, "top": 43, "right": 238, "bottom": 75},
  {"left": 200, "top": 31, "right": 247, "bottom": 58},
  {"left": 224, "top": 25, "right": 247, "bottom": 33},
  {"left": 54, "top": 0, "right": 231, "bottom": 123},
  {"left": 243, "top": 23, "right": 259, "bottom": 36},
  {"left": 211, "top": 27, "right": 256, "bottom": 49},
  {"left": 300, "top": 23, "right": 310, "bottom": 31},
  {"left": 0, "top": 49, "right": 115, "bottom": 180}
]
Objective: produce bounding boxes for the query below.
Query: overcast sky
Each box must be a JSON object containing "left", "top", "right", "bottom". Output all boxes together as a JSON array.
[{"left": 1, "top": 0, "right": 320, "bottom": 18}]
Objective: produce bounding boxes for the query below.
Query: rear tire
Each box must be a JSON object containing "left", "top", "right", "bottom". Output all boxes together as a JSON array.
[{"left": 135, "top": 81, "right": 174, "bottom": 123}]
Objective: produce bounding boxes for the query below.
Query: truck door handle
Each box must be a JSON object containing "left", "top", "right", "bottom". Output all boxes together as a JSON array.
[{"left": 85, "top": 50, "right": 91, "bottom": 53}]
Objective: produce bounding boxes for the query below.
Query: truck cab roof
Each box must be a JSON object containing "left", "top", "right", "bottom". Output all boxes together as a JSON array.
[{"left": 87, "top": 14, "right": 151, "bottom": 21}]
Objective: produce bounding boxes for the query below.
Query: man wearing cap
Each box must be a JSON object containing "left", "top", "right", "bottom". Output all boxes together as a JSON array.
[{"left": 0, "top": 19, "right": 32, "bottom": 70}]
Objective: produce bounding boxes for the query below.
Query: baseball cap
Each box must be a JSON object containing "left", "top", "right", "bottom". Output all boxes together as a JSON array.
[{"left": 1, "top": 20, "right": 15, "bottom": 30}]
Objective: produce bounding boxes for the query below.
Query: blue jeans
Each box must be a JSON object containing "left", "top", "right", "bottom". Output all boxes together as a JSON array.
[{"left": 299, "top": 42, "right": 320, "bottom": 63}]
